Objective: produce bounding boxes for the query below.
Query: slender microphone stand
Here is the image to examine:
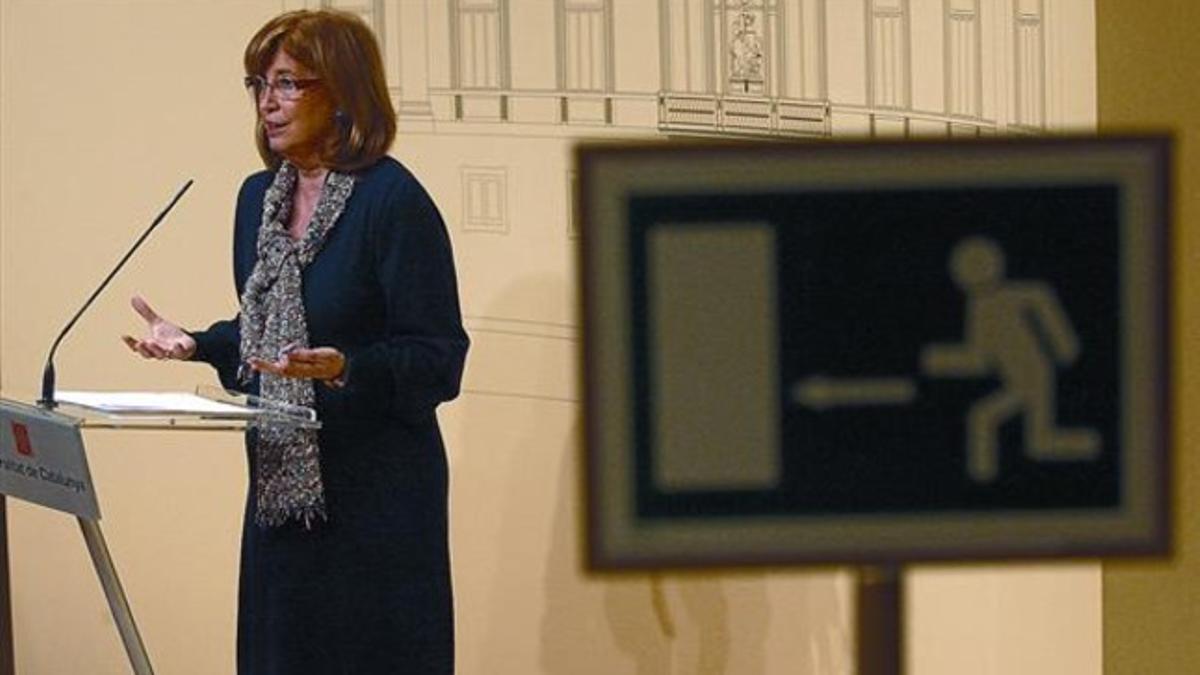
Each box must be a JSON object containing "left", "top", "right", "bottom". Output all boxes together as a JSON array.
[{"left": 38, "top": 179, "right": 194, "bottom": 408}]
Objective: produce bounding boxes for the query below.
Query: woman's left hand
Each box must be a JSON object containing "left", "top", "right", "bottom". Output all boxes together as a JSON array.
[{"left": 249, "top": 345, "right": 346, "bottom": 383}]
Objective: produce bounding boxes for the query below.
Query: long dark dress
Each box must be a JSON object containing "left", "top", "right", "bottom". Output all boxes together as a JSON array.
[{"left": 190, "top": 156, "right": 468, "bottom": 675}]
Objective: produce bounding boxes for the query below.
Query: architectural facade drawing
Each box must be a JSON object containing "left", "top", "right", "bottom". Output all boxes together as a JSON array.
[
  {"left": 295, "top": 3, "right": 1098, "bottom": 674},
  {"left": 304, "top": 0, "right": 1088, "bottom": 140},
  {"left": 290, "top": 0, "right": 1098, "bottom": 365}
]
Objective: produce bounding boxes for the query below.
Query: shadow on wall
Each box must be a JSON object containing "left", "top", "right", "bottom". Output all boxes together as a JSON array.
[
  {"left": 538, "top": 415, "right": 777, "bottom": 675},
  {"left": 793, "top": 571, "right": 852, "bottom": 674}
]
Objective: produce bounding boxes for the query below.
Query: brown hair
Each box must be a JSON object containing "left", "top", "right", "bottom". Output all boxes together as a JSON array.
[{"left": 244, "top": 10, "right": 396, "bottom": 172}]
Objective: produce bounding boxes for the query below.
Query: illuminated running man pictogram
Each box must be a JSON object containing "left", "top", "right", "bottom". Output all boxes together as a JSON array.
[{"left": 920, "top": 236, "right": 1100, "bottom": 482}]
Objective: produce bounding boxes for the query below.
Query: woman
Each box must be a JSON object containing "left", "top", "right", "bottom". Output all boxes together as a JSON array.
[{"left": 123, "top": 10, "right": 467, "bottom": 674}]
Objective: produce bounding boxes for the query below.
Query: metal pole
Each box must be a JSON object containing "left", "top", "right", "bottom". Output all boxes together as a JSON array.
[
  {"left": 77, "top": 518, "right": 154, "bottom": 675},
  {"left": 0, "top": 497, "right": 14, "bottom": 675},
  {"left": 857, "top": 564, "right": 904, "bottom": 675}
]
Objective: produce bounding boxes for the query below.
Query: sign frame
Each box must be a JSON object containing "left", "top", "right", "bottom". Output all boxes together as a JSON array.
[{"left": 578, "top": 136, "right": 1171, "bottom": 569}]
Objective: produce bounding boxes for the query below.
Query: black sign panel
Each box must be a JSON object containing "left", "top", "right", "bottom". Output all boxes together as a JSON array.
[
  {"left": 581, "top": 138, "right": 1169, "bottom": 568},
  {"left": 629, "top": 185, "right": 1120, "bottom": 518}
]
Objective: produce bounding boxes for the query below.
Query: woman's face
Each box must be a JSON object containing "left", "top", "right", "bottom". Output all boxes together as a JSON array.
[{"left": 257, "top": 50, "right": 335, "bottom": 169}]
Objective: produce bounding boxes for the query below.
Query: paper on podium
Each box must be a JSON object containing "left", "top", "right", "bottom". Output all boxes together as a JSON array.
[
  {"left": 57, "top": 390, "right": 258, "bottom": 417},
  {"left": 53, "top": 387, "right": 319, "bottom": 430}
]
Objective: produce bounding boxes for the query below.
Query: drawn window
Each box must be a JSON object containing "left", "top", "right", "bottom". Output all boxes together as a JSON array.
[
  {"left": 1014, "top": 0, "right": 1045, "bottom": 127},
  {"left": 870, "top": 0, "right": 909, "bottom": 109},
  {"left": 945, "top": 0, "right": 980, "bottom": 117},
  {"left": 462, "top": 167, "right": 509, "bottom": 234},
  {"left": 721, "top": 0, "right": 769, "bottom": 95},
  {"left": 560, "top": 0, "right": 610, "bottom": 92},
  {"left": 456, "top": 0, "right": 508, "bottom": 90}
]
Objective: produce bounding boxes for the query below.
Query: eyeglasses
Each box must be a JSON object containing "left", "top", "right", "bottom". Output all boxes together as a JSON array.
[{"left": 244, "top": 75, "right": 321, "bottom": 101}]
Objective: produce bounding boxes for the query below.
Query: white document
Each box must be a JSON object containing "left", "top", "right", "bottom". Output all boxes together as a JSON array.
[{"left": 56, "top": 391, "right": 257, "bottom": 417}]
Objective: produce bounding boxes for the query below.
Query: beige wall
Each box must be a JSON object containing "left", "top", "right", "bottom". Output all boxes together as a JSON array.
[
  {"left": 1, "top": 2, "right": 281, "bottom": 673},
  {"left": 1097, "top": 1, "right": 1200, "bottom": 673},
  {"left": 0, "top": 1, "right": 1107, "bottom": 674}
]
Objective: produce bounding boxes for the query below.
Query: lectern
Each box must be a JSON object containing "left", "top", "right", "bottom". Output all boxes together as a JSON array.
[{"left": 0, "top": 389, "right": 317, "bottom": 675}]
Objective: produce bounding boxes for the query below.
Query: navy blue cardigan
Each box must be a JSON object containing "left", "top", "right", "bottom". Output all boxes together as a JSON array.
[{"left": 191, "top": 156, "right": 467, "bottom": 674}]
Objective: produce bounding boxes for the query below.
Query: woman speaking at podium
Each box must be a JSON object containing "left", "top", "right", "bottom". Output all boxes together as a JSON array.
[{"left": 122, "top": 9, "right": 468, "bottom": 674}]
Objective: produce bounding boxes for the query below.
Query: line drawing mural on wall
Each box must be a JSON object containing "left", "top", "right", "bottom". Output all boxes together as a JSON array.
[
  {"left": 289, "top": 0, "right": 1096, "bottom": 390},
  {"left": 288, "top": 2, "right": 1097, "bottom": 674},
  {"left": 305, "top": 0, "right": 1083, "bottom": 140}
]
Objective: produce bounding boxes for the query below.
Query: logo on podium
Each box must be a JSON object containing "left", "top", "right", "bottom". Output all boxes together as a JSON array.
[{"left": 10, "top": 422, "right": 33, "bottom": 456}]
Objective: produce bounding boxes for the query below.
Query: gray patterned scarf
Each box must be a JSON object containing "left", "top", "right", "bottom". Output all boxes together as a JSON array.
[{"left": 239, "top": 161, "right": 356, "bottom": 527}]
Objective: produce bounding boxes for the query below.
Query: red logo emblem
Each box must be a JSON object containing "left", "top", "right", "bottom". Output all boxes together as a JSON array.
[{"left": 11, "top": 422, "right": 33, "bottom": 456}]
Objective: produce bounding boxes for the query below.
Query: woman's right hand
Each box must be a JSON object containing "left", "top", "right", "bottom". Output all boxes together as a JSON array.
[{"left": 121, "top": 295, "right": 196, "bottom": 360}]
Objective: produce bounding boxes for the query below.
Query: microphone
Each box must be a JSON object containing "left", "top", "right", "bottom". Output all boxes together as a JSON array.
[{"left": 38, "top": 179, "right": 195, "bottom": 409}]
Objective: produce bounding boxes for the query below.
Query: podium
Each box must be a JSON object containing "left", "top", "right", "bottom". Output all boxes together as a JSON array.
[{"left": 0, "top": 389, "right": 318, "bottom": 675}]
